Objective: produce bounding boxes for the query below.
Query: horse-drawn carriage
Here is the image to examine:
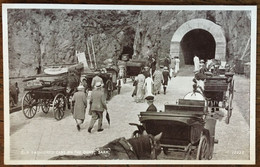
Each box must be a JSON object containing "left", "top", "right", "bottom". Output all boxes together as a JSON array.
[
  {"left": 118, "top": 59, "right": 149, "bottom": 83},
  {"left": 81, "top": 67, "right": 120, "bottom": 100},
  {"left": 130, "top": 92, "right": 218, "bottom": 160},
  {"left": 203, "top": 68, "right": 235, "bottom": 124},
  {"left": 21, "top": 64, "right": 83, "bottom": 120}
]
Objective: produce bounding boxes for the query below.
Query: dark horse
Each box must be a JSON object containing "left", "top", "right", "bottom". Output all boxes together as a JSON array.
[{"left": 50, "top": 133, "right": 162, "bottom": 160}]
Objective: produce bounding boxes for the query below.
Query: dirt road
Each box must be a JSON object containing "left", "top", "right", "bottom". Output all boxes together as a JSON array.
[{"left": 8, "top": 74, "right": 250, "bottom": 161}]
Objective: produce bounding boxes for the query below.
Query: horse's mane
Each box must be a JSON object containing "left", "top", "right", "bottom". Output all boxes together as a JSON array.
[
  {"left": 50, "top": 135, "right": 154, "bottom": 160},
  {"left": 127, "top": 135, "right": 151, "bottom": 159}
]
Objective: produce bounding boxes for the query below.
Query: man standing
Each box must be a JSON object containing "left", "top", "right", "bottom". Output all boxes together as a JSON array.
[
  {"left": 72, "top": 85, "right": 88, "bottom": 131},
  {"left": 193, "top": 55, "right": 200, "bottom": 71},
  {"left": 88, "top": 82, "right": 107, "bottom": 133}
]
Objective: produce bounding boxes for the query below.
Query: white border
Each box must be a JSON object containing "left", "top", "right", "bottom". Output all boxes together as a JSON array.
[{"left": 2, "top": 4, "right": 257, "bottom": 165}]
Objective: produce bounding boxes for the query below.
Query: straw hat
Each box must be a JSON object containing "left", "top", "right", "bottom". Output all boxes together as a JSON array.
[
  {"left": 95, "top": 82, "right": 102, "bottom": 88},
  {"left": 77, "top": 85, "right": 85, "bottom": 91}
]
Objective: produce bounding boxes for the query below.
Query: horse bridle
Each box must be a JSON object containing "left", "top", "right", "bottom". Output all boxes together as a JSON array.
[{"left": 148, "top": 134, "right": 161, "bottom": 159}]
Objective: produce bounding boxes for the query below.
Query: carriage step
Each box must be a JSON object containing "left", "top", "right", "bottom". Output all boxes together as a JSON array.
[{"left": 214, "top": 139, "right": 219, "bottom": 144}]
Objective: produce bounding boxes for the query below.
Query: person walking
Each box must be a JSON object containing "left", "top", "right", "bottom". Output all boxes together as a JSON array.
[
  {"left": 143, "top": 75, "right": 154, "bottom": 97},
  {"left": 193, "top": 55, "right": 200, "bottom": 71},
  {"left": 175, "top": 57, "right": 180, "bottom": 74},
  {"left": 88, "top": 82, "right": 107, "bottom": 133},
  {"left": 91, "top": 71, "right": 104, "bottom": 90},
  {"left": 162, "top": 66, "right": 171, "bottom": 95},
  {"left": 153, "top": 67, "right": 163, "bottom": 95},
  {"left": 135, "top": 72, "right": 145, "bottom": 103},
  {"left": 71, "top": 85, "right": 88, "bottom": 131}
]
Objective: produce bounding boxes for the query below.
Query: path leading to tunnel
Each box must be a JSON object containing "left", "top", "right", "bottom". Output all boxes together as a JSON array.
[{"left": 9, "top": 74, "right": 250, "bottom": 161}]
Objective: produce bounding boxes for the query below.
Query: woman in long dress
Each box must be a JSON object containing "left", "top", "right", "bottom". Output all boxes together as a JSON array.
[
  {"left": 135, "top": 73, "right": 145, "bottom": 103},
  {"left": 143, "top": 75, "right": 154, "bottom": 97},
  {"left": 153, "top": 67, "right": 163, "bottom": 95}
]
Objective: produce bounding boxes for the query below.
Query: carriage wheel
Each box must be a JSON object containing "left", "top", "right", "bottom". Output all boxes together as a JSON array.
[
  {"left": 225, "top": 94, "right": 233, "bottom": 124},
  {"left": 106, "top": 80, "right": 113, "bottom": 100},
  {"left": 196, "top": 135, "right": 209, "bottom": 160},
  {"left": 41, "top": 99, "right": 51, "bottom": 114},
  {"left": 22, "top": 92, "right": 38, "bottom": 119},
  {"left": 225, "top": 80, "right": 234, "bottom": 124},
  {"left": 53, "top": 93, "right": 66, "bottom": 120}
]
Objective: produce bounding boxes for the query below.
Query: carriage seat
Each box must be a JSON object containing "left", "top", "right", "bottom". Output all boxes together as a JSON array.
[{"left": 164, "top": 99, "right": 206, "bottom": 116}]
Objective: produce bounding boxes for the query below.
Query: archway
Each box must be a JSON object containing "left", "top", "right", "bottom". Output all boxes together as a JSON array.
[
  {"left": 181, "top": 29, "right": 216, "bottom": 65},
  {"left": 170, "top": 19, "right": 226, "bottom": 66}
]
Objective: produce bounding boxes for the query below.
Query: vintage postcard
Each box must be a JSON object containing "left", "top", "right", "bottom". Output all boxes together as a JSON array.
[{"left": 3, "top": 4, "right": 256, "bottom": 165}]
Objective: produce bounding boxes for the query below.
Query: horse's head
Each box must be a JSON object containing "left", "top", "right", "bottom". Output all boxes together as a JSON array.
[
  {"left": 128, "top": 132, "right": 162, "bottom": 159},
  {"left": 149, "top": 132, "right": 163, "bottom": 159}
]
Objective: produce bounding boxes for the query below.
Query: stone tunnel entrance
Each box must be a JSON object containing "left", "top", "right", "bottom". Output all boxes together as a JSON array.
[
  {"left": 170, "top": 18, "right": 226, "bottom": 67},
  {"left": 180, "top": 29, "right": 216, "bottom": 65}
]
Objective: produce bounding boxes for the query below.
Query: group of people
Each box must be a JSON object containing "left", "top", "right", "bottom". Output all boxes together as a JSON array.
[
  {"left": 132, "top": 65, "right": 172, "bottom": 103},
  {"left": 71, "top": 71, "right": 107, "bottom": 132}
]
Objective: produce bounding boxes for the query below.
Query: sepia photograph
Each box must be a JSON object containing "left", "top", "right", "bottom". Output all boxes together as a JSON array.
[{"left": 2, "top": 4, "right": 256, "bottom": 165}]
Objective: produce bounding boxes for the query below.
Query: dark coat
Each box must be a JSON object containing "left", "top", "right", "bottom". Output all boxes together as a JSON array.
[
  {"left": 72, "top": 91, "right": 88, "bottom": 120},
  {"left": 146, "top": 104, "right": 157, "bottom": 112}
]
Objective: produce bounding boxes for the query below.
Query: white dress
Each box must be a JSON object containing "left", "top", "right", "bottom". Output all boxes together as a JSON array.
[
  {"left": 193, "top": 56, "right": 200, "bottom": 71},
  {"left": 175, "top": 58, "right": 180, "bottom": 73},
  {"left": 143, "top": 77, "right": 154, "bottom": 97}
]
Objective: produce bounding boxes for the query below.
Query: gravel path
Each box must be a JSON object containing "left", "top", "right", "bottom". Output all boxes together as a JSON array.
[{"left": 9, "top": 74, "right": 250, "bottom": 161}]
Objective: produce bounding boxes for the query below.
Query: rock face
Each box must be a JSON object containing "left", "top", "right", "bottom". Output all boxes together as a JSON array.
[
  {"left": 7, "top": 9, "right": 251, "bottom": 77},
  {"left": 133, "top": 10, "right": 251, "bottom": 66}
]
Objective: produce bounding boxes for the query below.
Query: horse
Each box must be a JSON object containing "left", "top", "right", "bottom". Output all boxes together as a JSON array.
[{"left": 50, "top": 133, "right": 162, "bottom": 160}]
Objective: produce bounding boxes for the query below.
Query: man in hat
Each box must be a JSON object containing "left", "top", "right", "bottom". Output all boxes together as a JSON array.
[
  {"left": 145, "top": 95, "right": 157, "bottom": 112},
  {"left": 71, "top": 85, "right": 88, "bottom": 131},
  {"left": 91, "top": 70, "right": 104, "bottom": 90},
  {"left": 88, "top": 82, "right": 107, "bottom": 133},
  {"left": 162, "top": 66, "right": 171, "bottom": 95}
]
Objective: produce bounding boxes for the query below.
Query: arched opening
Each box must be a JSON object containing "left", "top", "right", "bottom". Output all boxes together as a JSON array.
[
  {"left": 170, "top": 19, "right": 226, "bottom": 67},
  {"left": 180, "top": 29, "right": 216, "bottom": 65}
]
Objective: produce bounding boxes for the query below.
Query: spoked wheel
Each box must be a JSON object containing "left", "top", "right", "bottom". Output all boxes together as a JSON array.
[
  {"left": 41, "top": 99, "right": 51, "bottom": 114},
  {"left": 22, "top": 92, "right": 38, "bottom": 119},
  {"left": 106, "top": 80, "right": 113, "bottom": 100},
  {"left": 53, "top": 93, "right": 66, "bottom": 120},
  {"left": 196, "top": 135, "right": 209, "bottom": 160},
  {"left": 225, "top": 80, "right": 234, "bottom": 124}
]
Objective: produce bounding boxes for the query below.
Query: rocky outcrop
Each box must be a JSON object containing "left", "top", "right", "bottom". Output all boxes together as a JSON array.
[
  {"left": 133, "top": 10, "right": 251, "bottom": 64},
  {"left": 8, "top": 9, "right": 139, "bottom": 77},
  {"left": 7, "top": 9, "right": 251, "bottom": 77}
]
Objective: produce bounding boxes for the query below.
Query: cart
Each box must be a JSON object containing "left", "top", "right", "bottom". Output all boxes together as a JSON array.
[
  {"left": 21, "top": 64, "right": 83, "bottom": 120},
  {"left": 130, "top": 97, "right": 218, "bottom": 160},
  {"left": 82, "top": 67, "right": 120, "bottom": 100},
  {"left": 120, "top": 60, "right": 147, "bottom": 82},
  {"left": 204, "top": 71, "right": 235, "bottom": 124}
]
